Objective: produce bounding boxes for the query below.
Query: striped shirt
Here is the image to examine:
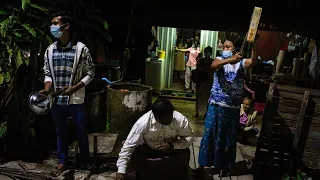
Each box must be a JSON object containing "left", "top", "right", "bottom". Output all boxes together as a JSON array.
[{"left": 52, "top": 42, "right": 76, "bottom": 105}]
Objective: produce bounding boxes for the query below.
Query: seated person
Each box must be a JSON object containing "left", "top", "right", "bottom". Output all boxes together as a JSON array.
[
  {"left": 239, "top": 96, "right": 259, "bottom": 141},
  {"left": 115, "top": 98, "right": 194, "bottom": 180}
]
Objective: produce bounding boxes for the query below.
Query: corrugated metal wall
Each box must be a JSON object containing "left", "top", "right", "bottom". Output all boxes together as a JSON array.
[
  {"left": 156, "top": 28, "right": 217, "bottom": 88},
  {"left": 200, "top": 30, "right": 218, "bottom": 58},
  {"left": 157, "top": 27, "right": 177, "bottom": 88}
]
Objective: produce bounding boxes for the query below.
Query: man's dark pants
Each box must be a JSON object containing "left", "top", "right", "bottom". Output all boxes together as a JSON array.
[
  {"left": 129, "top": 144, "right": 190, "bottom": 180},
  {"left": 51, "top": 104, "right": 89, "bottom": 165}
]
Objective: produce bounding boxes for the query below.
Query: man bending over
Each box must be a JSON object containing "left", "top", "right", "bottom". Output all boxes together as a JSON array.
[{"left": 115, "top": 98, "right": 194, "bottom": 180}]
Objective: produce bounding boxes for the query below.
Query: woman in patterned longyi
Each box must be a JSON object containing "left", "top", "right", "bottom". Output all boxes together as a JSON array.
[{"left": 196, "top": 36, "right": 258, "bottom": 177}]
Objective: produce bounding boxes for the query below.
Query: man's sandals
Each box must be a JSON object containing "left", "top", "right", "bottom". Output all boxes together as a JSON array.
[{"left": 51, "top": 164, "right": 68, "bottom": 177}]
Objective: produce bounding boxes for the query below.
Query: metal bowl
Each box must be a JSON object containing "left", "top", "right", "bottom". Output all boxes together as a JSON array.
[{"left": 28, "top": 92, "right": 50, "bottom": 115}]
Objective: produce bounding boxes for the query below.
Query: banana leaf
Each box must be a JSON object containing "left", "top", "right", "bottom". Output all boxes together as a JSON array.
[
  {"left": 20, "top": 24, "right": 36, "bottom": 37},
  {"left": 21, "top": 0, "right": 31, "bottom": 11}
]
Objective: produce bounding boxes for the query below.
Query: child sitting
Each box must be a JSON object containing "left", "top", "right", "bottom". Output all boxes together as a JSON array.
[{"left": 239, "top": 96, "right": 259, "bottom": 140}]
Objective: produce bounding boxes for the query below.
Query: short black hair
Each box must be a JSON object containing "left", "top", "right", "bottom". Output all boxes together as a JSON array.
[
  {"left": 52, "top": 11, "right": 73, "bottom": 24},
  {"left": 244, "top": 96, "right": 255, "bottom": 106},
  {"left": 204, "top": 46, "right": 213, "bottom": 54},
  {"left": 152, "top": 98, "right": 174, "bottom": 117},
  {"left": 224, "top": 33, "right": 243, "bottom": 52}
]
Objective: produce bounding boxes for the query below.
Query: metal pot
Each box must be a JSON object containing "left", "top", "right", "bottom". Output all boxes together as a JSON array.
[{"left": 28, "top": 92, "right": 50, "bottom": 115}]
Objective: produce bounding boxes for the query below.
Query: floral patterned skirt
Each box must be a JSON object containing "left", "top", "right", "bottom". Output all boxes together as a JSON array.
[{"left": 198, "top": 104, "right": 240, "bottom": 169}]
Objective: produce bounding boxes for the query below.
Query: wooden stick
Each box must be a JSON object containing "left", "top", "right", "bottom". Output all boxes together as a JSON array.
[
  {"left": 246, "top": 7, "right": 262, "bottom": 43},
  {"left": 240, "top": 7, "right": 262, "bottom": 53}
]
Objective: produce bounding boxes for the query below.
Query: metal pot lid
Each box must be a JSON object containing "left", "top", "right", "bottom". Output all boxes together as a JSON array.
[{"left": 28, "top": 92, "right": 50, "bottom": 115}]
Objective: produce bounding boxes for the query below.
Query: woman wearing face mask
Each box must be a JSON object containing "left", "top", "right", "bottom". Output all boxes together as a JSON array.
[{"left": 196, "top": 36, "right": 258, "bottom": 177}]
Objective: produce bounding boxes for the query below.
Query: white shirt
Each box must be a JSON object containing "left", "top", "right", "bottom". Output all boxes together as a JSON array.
[{"left": 116, "top": 110, "right": 194, "bottom": 174}]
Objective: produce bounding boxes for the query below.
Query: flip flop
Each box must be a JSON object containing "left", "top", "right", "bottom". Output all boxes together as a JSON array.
[{"left": 51, "top": 164, "right": 68, "bottom": 177}]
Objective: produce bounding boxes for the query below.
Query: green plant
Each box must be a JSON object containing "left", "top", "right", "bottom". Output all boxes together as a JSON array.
[
  {"left": 0, "top": 0, "right": 110, "bottom": 86},
  {"left": 281, "top": 170, "right": 312, "bottom": 180},
  {"left": 0, "top": 0, "right": 51, "bottom": 85}
]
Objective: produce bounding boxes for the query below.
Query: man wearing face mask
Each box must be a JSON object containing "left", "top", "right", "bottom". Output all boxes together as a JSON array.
[
  {"left": 40, "top": 11, "right": 95, "bottom": 176},
  {"left": 196, "top": 36, "right": 258, "bottom": 177},
  {"left": 115, "top": 98, "right": 194, "bottom": 180}
]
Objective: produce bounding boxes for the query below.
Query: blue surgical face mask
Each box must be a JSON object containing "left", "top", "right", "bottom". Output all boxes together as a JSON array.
[
  {"left": 50, "top": 25, "right": 63, "bottom": 39},
  {"left": 222, "top": 50, "right": 233, "bottom": 59}
]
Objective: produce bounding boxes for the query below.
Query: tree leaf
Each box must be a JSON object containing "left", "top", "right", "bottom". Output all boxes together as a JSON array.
[
  {"left": 6, "top": 44, "right": 13, "bottom": 58},
  {"left": 0, "top": 74, "right": 4, "bottom": 85},
  {"left": 16, "top": 50, "right": 23, "bottom": 68},
  {"left": 29, "top": 3, "right": 49, "bottom": 14},
  {"left": 0, "top": 10, "right": 6, "bottom": 15},
  {"left": 4, "top": 71, "right": 11, "bottom": 83},
  {"left": 21, "top": 23, "right": 36, "bottom": 37},
  {"left": 46, "top": 35, "right": 53, "bottom": 44},
  {"left": 103, "top": 20, "right": 108, "bottom": 30},
  {"left": 22, "top": 0, "right": 30, "bottom": 11},
  {"left": 0, "top": 18, "right": 11, "bottom": 37},
  {"left": 14, "top": 32, "right": 22, "bottom": 38}
]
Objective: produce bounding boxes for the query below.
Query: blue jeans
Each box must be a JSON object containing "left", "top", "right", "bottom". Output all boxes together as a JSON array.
[{"left": 51, "top": 104, "right": 89, "bottom": 165}]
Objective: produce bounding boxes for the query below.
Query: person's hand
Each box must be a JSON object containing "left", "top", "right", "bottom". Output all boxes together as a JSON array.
[
  {"left": 39, "top": 89, "right": 50, "bottom": 95},
  {"left": 62, "top": 86, "right": 76, "bottom": 96},
  {"left": 156, "top": 142, "right": 174, "bottom": 153},
  {"left": 115, "top": 173, "right": 125, "bottom": 180},
  {"left": 229, "top": 52, "right": 243, "bottom": 64}
]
